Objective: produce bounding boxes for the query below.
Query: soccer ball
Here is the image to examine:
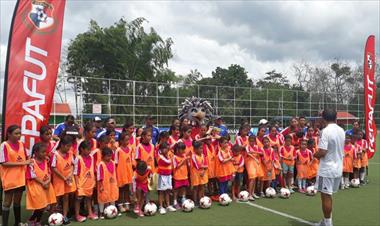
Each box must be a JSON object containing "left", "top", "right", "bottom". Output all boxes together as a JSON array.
[
  {"left": 182, "top": 199, "right": 195, "bottom": 212},
  {"left": 219, "top": 193, "right": 232, "bottom": 206},
  {"left": 238, "top": 190, "right": 250, "bottom": 202},
  {"left": 144, "top": 202, "right": 158, "bottom": 216},
  {"left": 351, "top": 179, "right": 360, "bottom": 188},
  {"left": 280, "top": 188, "right": 291, "bottom": 199},
  {"left": 104, "top": 205, "right": 118, "bottom": 219},
  {"left": 48, "top": 213, "right": 64, "bottom": 226},
  {"left": 306, "top": 186, "right": 318, "bottom": 196},
  {"left": 265, "top": 187, "right": 276, "bottom": 198},
  {"left": 200, "top": 196, "right": 212, "bottom": 209}
]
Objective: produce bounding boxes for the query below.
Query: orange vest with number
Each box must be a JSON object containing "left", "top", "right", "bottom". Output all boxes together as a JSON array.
[
  {"left": 296, "top": 150, "right": 311, "bottom": 179},
  {"left": 261, "top": 148, "right": 275, "bottom": 181},
  {"left": 116, "top": 146, "right": 134, "bottom": 187},
  {"left": 343, "top": 145, "right": 354, "bottom": 173},
  {"left": 215, "top": 147, "right": 234, "bottom": 178},
  {"left": 76, "top": 155, "right": 95, "bottom": 197},
  {"left": 1, "top": 141, "right": 27, "bottom": 191},
  {"left": 26, "top": 159, "right": 56, "bottom": 210},
  {"left": 97, "top": 161, "right": 119, "bottom": 203},
  {"left": 52, "top": 151, "right": 77, "bottom": 196},
  {"left": 190, "top": 153, "right": 208, "bottom": 186},
  {"left": 233, "top": 154, "right": 244, "bottom": 173}
]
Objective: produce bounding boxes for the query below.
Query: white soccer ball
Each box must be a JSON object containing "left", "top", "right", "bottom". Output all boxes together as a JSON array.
[
  {"left": 48, "top": 213, "right": 63, "bottom": 226},
  {"left": 306, "top": 186, "right": 318, "bottom": 196},
  {"left": 351, "top": 179, "right": 360, "bottom": 188},
  {"left": 280, "top": 188, "right": 291, "bottom": 199},
  {"left": 265, "top": 187, "right": 277, "bottom": 198},
  {"left": 200, "top": 196, "right": 212, "bottom": 209},
  {"left": 219, "top": 193, "right": 232, "bottom": 206},
  {"left": 238, "top": 190, "right": 250, "bottom": 202},
  {"left": 144, "top": 202, "right": 158, "bottom": 216},
  {"left": 104, "top": 205, "right": 118, "bottom": 219},
  {"left": 182, "top": 199, "right": 195, "bottom": 212}
]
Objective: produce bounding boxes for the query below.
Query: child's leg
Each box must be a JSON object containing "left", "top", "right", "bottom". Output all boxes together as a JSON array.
[
  {"left": 158, "top": 191, "right": 164, "bottom": 208},
  {"left": 259, "top": 179, "right": 264, "bottom": 194},
  {"left": 85, "top": 197, "right": 94, "bottom": 216},
  {"left": 298, "top": 178, "right": 302, "bottom": 190},
  {"left": 231, "top": 181, "right": 237, "bottom": 199},
  {"left": 192, "top": 186, "right": 198, "bottom": 203},
  {"left": 35, "top": 208, "right": 45, "bottom": 223},
  {"left": 62, "top": 193, "right": 69, "bottom": 217},
  {"left": 199, "top": 185, "right": 205, "bottom": 200},
  {"left": 75, "top": 196, "right": 83, "bottom": 217},
  {"left": 13, "top": 189, "right": 24, "bottom": 226},
  {"left": 2, "top": 190, "right": 13, "bottom": 226},
  {"left": 118, "top": 186, "right": 125, "bottom": 206},
  {"left": 302, "top": 179, "right": 306, "bottom": 189},
  {"left": 173, "top": 188, "right": 178, "bottom": 206},
  {"left": 180, "top": 187, "right": 187, "bottom": 203},
  {"left": 98, "top": 203, "right": 105, "bottom": 217},
  {"left": 164, "top": 191, "right": 171, "bottom": 207},
  {"left": 359, "top": 167, "right": 366, "bottom": 183},
  {"left": 125, "top": 184, "right": 131, "bottom": 208},
  {"left": 353, "top": 168, "right": 359, "bottom": 179}
]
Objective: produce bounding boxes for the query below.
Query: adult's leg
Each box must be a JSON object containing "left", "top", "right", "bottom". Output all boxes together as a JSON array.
[{"left": 320, "top": 192, "right": 332, "bottom": 219}]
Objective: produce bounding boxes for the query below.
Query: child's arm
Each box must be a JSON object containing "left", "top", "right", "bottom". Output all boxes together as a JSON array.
[
  {"left": 1, "top": 159, "right": 32, "bottom": 167},
  {"left": 52, "top": 167, "right": 66, "bottom": 181}
]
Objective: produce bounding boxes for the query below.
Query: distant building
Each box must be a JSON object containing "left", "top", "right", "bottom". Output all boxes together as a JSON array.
[{"left": 49, "top": 103, "right": 72, "bottom": 126}]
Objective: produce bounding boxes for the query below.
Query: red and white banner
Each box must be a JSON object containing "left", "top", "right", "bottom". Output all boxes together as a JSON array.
[
  {"left": 363, "top": 35, "right": 377, "bottom": 159},
  {"left": 2, "top": 0, "right": 66, "bottom": 150}
]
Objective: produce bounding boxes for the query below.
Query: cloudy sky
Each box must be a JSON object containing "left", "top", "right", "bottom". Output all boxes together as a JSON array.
[{"left": 0, "top": 0, "right": 379, "bottom": 109}]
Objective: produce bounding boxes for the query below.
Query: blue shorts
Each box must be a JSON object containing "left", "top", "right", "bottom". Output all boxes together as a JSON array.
[
  {"left": 234, "top": 172, "right": 244, "bottom": 183},
  {"left": 282, "top": 163, "right": 294, "bottom": 174}
]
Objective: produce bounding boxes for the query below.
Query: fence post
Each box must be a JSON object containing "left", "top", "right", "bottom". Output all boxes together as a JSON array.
[
  {"left": 296, "top": 90, "right": 298, "bottom": 117},
  {"left": 309, "top": 92, "right": 312, "bottom": 117},
  {"left": 234, "top": 87, "right": 236, "bottom": 129},
  {"left": 281, "top": 89, "right": 284, "bottom": 127},
  {"left": 133, "top": 81, "right": 136, "bottom": 125},
  {"left": 215, "top": 86, "right": 218, "bottom": 115},
  {"left": 80, "top": 78, "right": 83, "bottom": 123},
  {"left": 249, "top": 88, "right": 252, "bottom": 125},
  {"left": 156, "top": 82, "right": 159, "bottom": 127},
  {"left": 266, "top": 89, "right": 269, "bottom": 119},
  {"left": 197, "top": 85, "right": 200, "bottom": 98},
  {"left": 108, "top": 79, "right": 111, "bottom": 116}
]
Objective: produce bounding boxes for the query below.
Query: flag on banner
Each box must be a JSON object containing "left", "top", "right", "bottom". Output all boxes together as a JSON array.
[
  {"left": 363, "top": 35, "right": 377, "bottom": 159},
  {"left": 2, "top": 0, "right": 66, "bottom": 151}
]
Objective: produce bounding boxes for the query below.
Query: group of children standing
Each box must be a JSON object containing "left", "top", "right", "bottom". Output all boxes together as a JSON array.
[{"left": 0, "top": 119, "right": 369, "bottom": 225}]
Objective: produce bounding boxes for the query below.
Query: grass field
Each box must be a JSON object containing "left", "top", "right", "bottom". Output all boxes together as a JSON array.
[{"left": 8, "top": 135, "right": 380, "bottom": 226}]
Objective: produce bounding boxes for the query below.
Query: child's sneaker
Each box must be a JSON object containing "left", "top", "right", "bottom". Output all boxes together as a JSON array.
[
  {"left": 99, "top": 214, "right": 105, "bottom": 220},
  {"left": 118, "top": 205, "right": 127, "bottom": 213},
  {"left": 63, "top": 216, "right": 71, "bottom": 225},
  {"left": 248, "top": 195, "right": 255, "bottom": 201},
  {"left": 159, "top": 207, "right": 167, "bottom": 215},
  {"left": 299, "top": 189, "right": 305, "bottom": 194},
  {"left": 75, "top": 215, "right": 86, "bottom": 223},
  {"left": 88, "top": 213, "right": 98, "bottom": 220},
  {"left": 166, "top": 205, "right": 176, "bottom": 212},
  {"left": 27, "top": 220, "right": 35, "bottom": 226},
  {"left": 289, "top": 188, "right": 295, "bottom": 193},
  {"left": 260, "top": 192, "right": 265, "bottom": 198},
  {"left": 138, "top": 210, "right": 144, "bottom": 217},
  {"left": 253, "top": 193, "right": 260, "bottom": 199},
  {"left": 174, "top": 203, "right": 181, "bottom": 210},
  {"left": 133, "top": 205, "right": 140, "bottom": 214},
  {"left": 124, "top": 203, "right": 130, "bottom": 211}
]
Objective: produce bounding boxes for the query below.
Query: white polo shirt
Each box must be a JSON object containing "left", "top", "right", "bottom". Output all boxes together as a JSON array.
[{"left": 317, "top": 123, "right": 345, "bottom": 178}]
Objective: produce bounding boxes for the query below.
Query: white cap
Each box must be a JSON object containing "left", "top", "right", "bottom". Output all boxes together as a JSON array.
[
  {"left": 94, "top": 116, "right": 102, "bottom": 122},
  {"left": 258, "top": 119, "right": 268, "bottom": 125}
]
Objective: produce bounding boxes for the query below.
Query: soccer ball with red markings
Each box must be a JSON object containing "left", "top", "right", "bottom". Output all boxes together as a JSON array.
[
  {"left": 265, "top": 187, "right": 277, "bottom": 198},
  {"left": 280, "top": 188, "right": 291, "bottom": 199},
  {"left": 104, "top": 205, "right": 118, "bottom": 219},
  {"left": 48, "top": 213, "right": 63, "bottom": 226},
  {"left": 144, "top": 202, "right": 158, "bottom": 216},
  {"left": 306, "top": 186, "right": 318, "bottom": 196},
  {"left": 238, "top": 191, "right": 249, "bottom": 202},
  {"left": 219, "top": 193, "right": 232, "bottom": 206},
  {"left": 182, "top": 199, "right": 195, "bottom": 212},
  {"left": 200, "top": 196, "right": 212, "bottom": 209},
  {"left": 351, "top": 179, "right": 360, "bottom": 188}
]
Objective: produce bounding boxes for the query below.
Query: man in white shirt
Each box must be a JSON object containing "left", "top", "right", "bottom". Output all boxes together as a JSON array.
[{"left": 314, "top": 109, "right": 345, "bottom": 226}]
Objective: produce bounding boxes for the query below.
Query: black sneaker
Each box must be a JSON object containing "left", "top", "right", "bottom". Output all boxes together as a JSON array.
[{"left": 63, "top": 217, "right": 71, "bottom": 225}]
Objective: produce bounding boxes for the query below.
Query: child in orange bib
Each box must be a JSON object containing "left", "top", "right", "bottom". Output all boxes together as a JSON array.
[
  {"left": 280, "top": 135, "right": 296, "bottom": 193},
  {"left": 91, "top": 134, "right": 110, "bottom": 168},
  {"left": 74, "top": 141, "right": 97, "bottom": 222},
  {"left": 26, "top": 142, "right": 57, "bottom": 225},
  {"left": 245, "top": 135, "right": 264, "bottom": 200},
  {"left": 115, "top": 132, "right": 134, "bottom": 213},
  {"left": 190, "top": 141, "right": 208, "bottom": 204},
  {"left": 296, "top": 139, "right": 313, "bottom": 193},
  {"left": 83, "top": 122, "right": 98, "bottom": 151},
  {"left": 356, "top": 130, "right": 368, "bottom": 184},
  {"left": 307, "top": 139, "right": 319, "bottom": 183},
  {"left": 231, "top": 145, "right": 244, "bottom": 201},
  {"left": 135, "top": 130, "right": 155, "bottom": 172},
  {"left": 203, "top": 136, "right": 218, "bottom": 199},
  {"left": 132, "top": 161, "right": 153, "bottom": 217},
  {"left": 51, "top": 136, "right": 77, "bottom": 224},
  {"left": 178, "top": 125, "right": 194, "bottom": 157},
  {"left": 342, "top": 135, "right": 355, "bottom": 189},
  {"left": 172, "top": 142, "right": 189, "bottom": 209},
  {"left": 260, "top": 137, "right": 275, "bottom": 196},
  {"left": 39, "top": 125, "right": 58, "bottom": 159},
  {"left": 97, "top": 147, "right": 119, "bottom": 219},
  {"left": 215, "top": 137, "right": 234, "bottom": 195}
]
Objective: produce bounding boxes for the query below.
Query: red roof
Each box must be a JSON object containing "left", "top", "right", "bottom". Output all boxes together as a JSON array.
[
  {"left": 337, "top": 111, "right": 357, "bottom": 120},
  {"left": 51, "top": 103, "right": 71, "bottom": 116}
]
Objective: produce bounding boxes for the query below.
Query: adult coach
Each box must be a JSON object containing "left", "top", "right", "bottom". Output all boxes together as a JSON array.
[
  {"left": 314, "top": 109, "right": 345, "bottom": 226},
  {"left": 52, "top": 115, "right": 75, "bottom": 140}
]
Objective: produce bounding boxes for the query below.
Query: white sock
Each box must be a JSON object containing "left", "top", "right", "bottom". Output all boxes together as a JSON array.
[
  {"left": 345, "top": 177, "right": 349, "bottom": 185},
  {"left": 173, "top": 200, "right": 178, "bottom": 206},
  {"left": 341, "top": 178, "right": 344, "bottom": 186},
  {"left": 324, "top": 218, "right": 332, "bottom": 225}
]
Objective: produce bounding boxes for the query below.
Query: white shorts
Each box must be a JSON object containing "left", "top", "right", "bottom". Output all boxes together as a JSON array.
[
  {"left": 157, "top": 174, "right": 172, "bottom": 191},
  {"left": 315, "top": 176, "right": 341, "bottom": 195}
]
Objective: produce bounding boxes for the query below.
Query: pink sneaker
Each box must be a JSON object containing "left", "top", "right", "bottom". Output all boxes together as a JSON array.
[
  {"left": 299, "top": 189, "right": 305, "bottom": 194},
  {"left": 76, "top": 215, "right": 87, "bottom": 223},
  {"left": 88, "top": 213, "right": 98, "bottom": 220},
  {"left": 133, "top": 205, "right": 140, "bottom": 214},
  {"left": 138, "top": 210, "right": 144, "bottom": 217}
]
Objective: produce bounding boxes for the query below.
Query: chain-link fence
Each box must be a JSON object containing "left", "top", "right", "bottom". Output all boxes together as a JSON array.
[{"left": 56, "top": 76, "right": 380, "bottom": 129}]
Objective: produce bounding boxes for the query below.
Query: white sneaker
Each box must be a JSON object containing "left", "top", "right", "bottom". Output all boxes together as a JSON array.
[
  {"left": 315, "top": 220, "right": 326, "bottom": 226},
  {"left": 166, "top": 205, "right": 176, "bottom": 212},
  {"left": 248, "top": 195, "right": 255, "bottom": 201},
  {"left": 253, "top": 194, "right": 260, "bottom": 199},
  {"left": 159, "top": 207, "right": 166, "bottom": 215}
]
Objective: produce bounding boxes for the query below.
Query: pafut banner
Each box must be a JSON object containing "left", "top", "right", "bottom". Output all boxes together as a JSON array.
[
  {"left": 2, "top": 0, "right": 66, "bottom": 151},
  {"left": 363, "top": 35, "right": 377, "bottom": 159}
]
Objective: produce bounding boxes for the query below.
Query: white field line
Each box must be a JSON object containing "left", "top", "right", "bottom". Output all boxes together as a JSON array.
[{"left": 241, "top": 201, "right": 315, "bottom": 226}]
